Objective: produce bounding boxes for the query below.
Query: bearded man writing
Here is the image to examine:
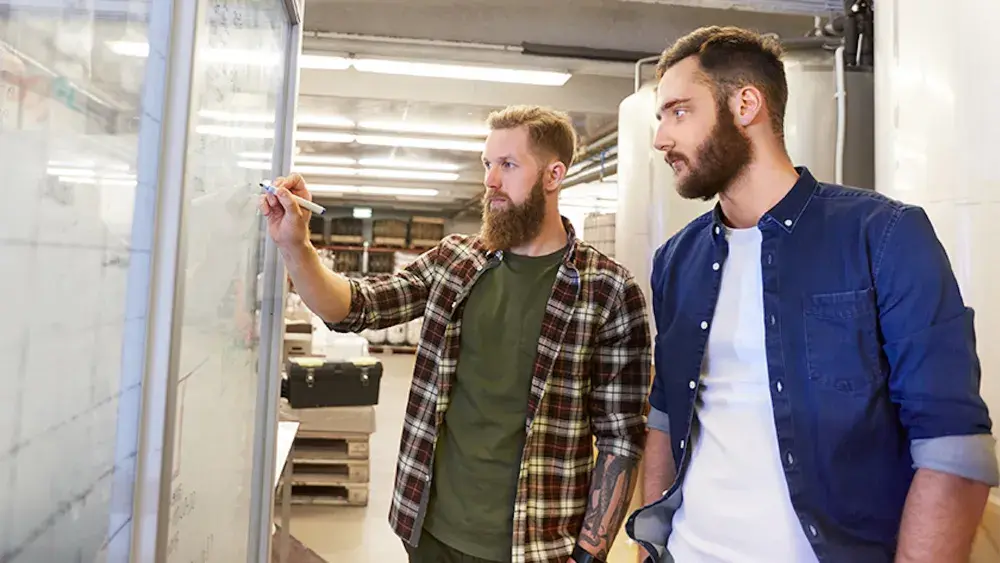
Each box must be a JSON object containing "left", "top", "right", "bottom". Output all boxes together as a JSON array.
[{"left": 259, "top": 105, "right": 652, "bottom": 563}]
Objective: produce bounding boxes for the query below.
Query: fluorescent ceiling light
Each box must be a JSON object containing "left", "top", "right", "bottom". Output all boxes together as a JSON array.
[
  {"left": 291, "top": 165, "right": 459, "bottom": 182},
  {"left": 299, "top": 54, "right": 352, "bottom": 70},
  {"left": 106, "top": 41, "right": 279, "bottom": 65},
  {"left": 311, "top": 184, "right": 439, "bottom": 197},
  {"left": 200, "top": 110, "right": 275, "bottom": 123},
  {"left": 358, "top": 158, "right": 460, "bottom": 172},
  {"left": 294, "top": 155, "right": 357, "bottom": 166},
  {"left": 47, "top": 159, "right": 96, "bottom": 168},
  {"left": 57, "top": 176, "right": 97, "bottom": 184},
  {"left": 238, "top": 160, "right": 273, "bottom": 171},
  {"left": 356, "top": 134, "right": 484, "bottom": 152},
  {"left": 296, "top": 131, "right": 356, "bottom": 143},
  {"left": 106, "top": 40, "right": 148, "bottom": 57},
  {"left": 196, "top": 125, "right": 274, "bottom": 139},
  {"left": 353, "top": 207, "right": 373, "bottom": 219},
  {"left": 357, "top": 120, "right": 489, "bottom": 137},
  {"left": 352, "top": 58, "right": 571, "bottom": 86},
  {"left": 47, "top": 167, "right": 95, "bottom": 177},
  {"left": 238, "top": 151, "right": 273, "bottom": 160},
  {"left": 297, "top": 114, "right": 356, "bottom": 128}
]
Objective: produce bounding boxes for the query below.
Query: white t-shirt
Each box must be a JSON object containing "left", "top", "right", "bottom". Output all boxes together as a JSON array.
[{"left": 667, "top": 226, "right": 818, "bottom": 563}]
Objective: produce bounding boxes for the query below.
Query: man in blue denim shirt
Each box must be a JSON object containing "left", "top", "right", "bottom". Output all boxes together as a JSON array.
[{"left": 626, "top": 26, "right": 999, "bottom": 563}]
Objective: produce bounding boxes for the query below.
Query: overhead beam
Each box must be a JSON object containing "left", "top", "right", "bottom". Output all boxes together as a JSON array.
[{"left": 298, "top": 68, "right": 631, "bottom": 115}]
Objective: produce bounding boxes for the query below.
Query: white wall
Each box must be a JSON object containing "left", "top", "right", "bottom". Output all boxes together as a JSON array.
[{"left": 875, "top": 0, "right": 1000, "bottom": 471}]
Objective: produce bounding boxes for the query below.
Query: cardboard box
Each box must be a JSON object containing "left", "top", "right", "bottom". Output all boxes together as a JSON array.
[{"left": 279, "top": 402, "right": 376, "bottom": 434}]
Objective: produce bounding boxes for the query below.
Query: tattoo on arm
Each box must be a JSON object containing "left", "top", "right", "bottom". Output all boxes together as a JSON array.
[{"left": 577, "top": 452, "right": 640, "bottom": 559}]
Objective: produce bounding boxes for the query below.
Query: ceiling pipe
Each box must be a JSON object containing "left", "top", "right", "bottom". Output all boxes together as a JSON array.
[
  {"left": 304, "top": 31, "right": 521, "bottom": 54},
  {"left": 563, "top": 159, "right": 618, "bottom": 188}
]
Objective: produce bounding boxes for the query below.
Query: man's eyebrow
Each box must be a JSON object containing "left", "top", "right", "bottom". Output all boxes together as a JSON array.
[{"left": 655, "top": 97, "right": 691, "bottom": 119}]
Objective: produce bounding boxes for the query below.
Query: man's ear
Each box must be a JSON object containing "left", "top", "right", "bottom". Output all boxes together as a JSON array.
[
  {"left": 547, "top": 161, "right": 567, "bottom": 192},
  {"left": 730, "top": 85, "right": 764, "bottom": 127}
]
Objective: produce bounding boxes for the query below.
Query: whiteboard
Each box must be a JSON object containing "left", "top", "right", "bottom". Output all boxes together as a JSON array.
[
  {"left": 164, "top": 0, "right": 290, "bottom": 561},
  {"left": 0, "top": 4, "right": 157, "bottom": 562}
]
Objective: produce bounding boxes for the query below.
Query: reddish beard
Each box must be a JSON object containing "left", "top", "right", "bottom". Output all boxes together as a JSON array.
[{"left": 479, "top": 172, "right": 547, "bottom": 251}]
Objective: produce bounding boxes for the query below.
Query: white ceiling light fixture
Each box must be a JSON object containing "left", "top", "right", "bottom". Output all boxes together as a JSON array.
[
  {"left": 352, "top": 58, "right": 571, "bottom": 86},
  {"left": 237, "top": 160, "right": 273, "bottom": 171},
  {"left": 353, "top": 207, "right": 373, "bottom": 219},
  {"left": 296, "top": 114, "right": 356, "bottom": 128},
  {"left": 199, "top": 110, "right": 275, "bottom": 123},
  {"left": 310, "top": 184, "right": 440, "bottom": 198},
  {"left": 293, "top": 155, "right": 357, "bottom": 166},
  {"left": 106, "top": 40, "right": 149, "bottom": 57},
  {"left": 291, "top": 165, "right": 459, "bottom": 182},
  {"left": 196, "top": 125, "right": 274, "bottom": 139},
  {"left": 356, "top": 134, "right": 484, "bottom": 152},
  {"left": 357, "top": 120, "right": 489, "bottom": 137},
  {"left": 296, "top": 131, "right": 357, "bottom": 143},
  {"left": 299, "top": 54, "right": 352, "bottom": 70},
  {"left": 358, "top": 158, "right": 460, "bottom": 172},
  {"left": 106, "top": 41, "right": 279, "bottom": 66},
  {"left": 238, "top": 151, "right": 274, "bottom": 160}
]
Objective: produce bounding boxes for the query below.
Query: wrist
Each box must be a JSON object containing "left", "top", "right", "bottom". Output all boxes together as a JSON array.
[
  {"left": 277, "top": 239, "right": 313, "bottom": 263},
  {"left": 571, "top": 544, "right": 606, "bottom": 563}
]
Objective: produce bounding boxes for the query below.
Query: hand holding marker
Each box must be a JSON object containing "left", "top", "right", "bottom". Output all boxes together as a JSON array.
[{"left": 260, "top": 181, "right": 326, "bottom": 215}]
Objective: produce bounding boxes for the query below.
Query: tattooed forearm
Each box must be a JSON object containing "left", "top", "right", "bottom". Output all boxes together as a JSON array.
[{"left": 577, "top": 452, "right": 640, "bottom": 559}]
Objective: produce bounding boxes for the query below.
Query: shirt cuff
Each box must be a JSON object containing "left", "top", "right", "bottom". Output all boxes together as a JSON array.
[
  {"left": 648, "top": 406, "right": 670, "bottom": 435},
  {"left": 324, "top": 280, "right": 366, "bottom": 333},
  {"left": 911, "top": 434, "right": 1000, "bottom": 487}
]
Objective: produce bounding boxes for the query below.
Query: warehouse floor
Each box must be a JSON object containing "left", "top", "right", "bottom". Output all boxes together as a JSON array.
[{"left": 288, "top": 353, "right": 640, "bottom": 563}]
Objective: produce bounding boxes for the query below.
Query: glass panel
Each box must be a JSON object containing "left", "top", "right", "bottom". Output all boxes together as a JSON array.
[
  {"left": 0, "top": 0, "right": 164, "bottom": 560},
  {"left": 165, "top": 0, "right": 289, "bottom": 560}
]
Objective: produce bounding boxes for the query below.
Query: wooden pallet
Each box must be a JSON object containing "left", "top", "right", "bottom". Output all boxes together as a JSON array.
[
  {"left": 367, "top": 345, "right": 417, "bottom": 355},
  {"left": 291, "top": 459, "right": 370, "bottom": 484},
  {"left": 288, "top": 483, "right": 369, "bottom": 507},
  {"left": 293, "top": 432, "right": 370, "bottom": 460}
]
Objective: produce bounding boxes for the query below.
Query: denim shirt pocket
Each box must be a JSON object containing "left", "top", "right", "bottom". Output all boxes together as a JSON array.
[{"left": 802, "top": 287, "right": 883, "bottom": 395}]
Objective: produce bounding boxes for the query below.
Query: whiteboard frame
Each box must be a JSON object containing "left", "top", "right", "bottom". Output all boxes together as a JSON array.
[
  {"left": 247, "top": 0, "right": 304, "bottom": 560},
  {"left": 130, "top": 0, "right": 200, "bottom": 560}
]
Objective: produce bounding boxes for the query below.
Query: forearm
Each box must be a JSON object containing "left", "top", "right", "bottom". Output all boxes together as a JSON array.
[
  {"left": 278, "top": 241, "right": 352, "bottom": 324},
  {"left": 895, "top": 467, "right": 990, "bottom": 563},
  {"left": 642, "top": 428, "right": 676, "bottom": 505},
  {"left": 577, "top": 451, "right": 640, "bottom": 559}
]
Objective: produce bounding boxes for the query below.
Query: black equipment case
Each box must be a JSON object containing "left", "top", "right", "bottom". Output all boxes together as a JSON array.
[{"left": 286, "top": 356, "right": 383, "bottom": 408}]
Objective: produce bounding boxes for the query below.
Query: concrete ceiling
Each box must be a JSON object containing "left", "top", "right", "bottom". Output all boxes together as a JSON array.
[{"left": 296, "top": 0, "right": 817, "bottom": 215}]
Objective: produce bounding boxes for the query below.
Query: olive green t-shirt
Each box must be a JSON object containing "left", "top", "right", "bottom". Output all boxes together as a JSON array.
[{"left": 422, "top": 247, "right": 565, "bottom": 562}]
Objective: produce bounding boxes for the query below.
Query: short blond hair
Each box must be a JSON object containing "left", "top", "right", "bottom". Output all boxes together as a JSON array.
[{"left": 486, "top": 105, "right": 577, "bottom": 169}]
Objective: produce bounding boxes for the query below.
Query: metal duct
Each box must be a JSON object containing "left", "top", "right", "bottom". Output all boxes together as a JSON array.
[
  {"left": 563, "top": 159, "right": 619, "bottom": 188},
  {"left": 615, "top": 0, "right": 843, "bottom": 15}
]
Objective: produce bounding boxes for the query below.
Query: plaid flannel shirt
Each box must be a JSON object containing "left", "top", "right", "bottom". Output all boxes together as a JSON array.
[{"left": 329, "top": 218, "right": 651, "bottom": 563}]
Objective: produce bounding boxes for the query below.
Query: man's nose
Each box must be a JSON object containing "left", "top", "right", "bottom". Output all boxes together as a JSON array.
[
  {"left": 653, "top": 122, "right": 674, "bottom": 153},
  {"left": 484, "top": 167, "right": 502, "bottom": 189}
]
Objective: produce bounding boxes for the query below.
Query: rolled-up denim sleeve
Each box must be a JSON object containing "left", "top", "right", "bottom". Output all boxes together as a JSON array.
[{"left": 875, "top": 206, "right": 996, "bottom": 484}]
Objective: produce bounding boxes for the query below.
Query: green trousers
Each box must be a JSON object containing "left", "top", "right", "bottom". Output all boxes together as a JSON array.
[{"left": 405, "top": 530, "right": 503, "bottom": 563}]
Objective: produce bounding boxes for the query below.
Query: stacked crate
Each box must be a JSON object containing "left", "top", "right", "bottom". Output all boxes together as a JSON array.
[
  {"left": 409, "top": 216, "right": 445, "bottom": 249},
  {"left": 279, "top": 404, "right": 376, "bottom": 507},
  {"left": 329, "top": 217, "right": 364, "bottom": 245},
  {"left": 372, "top": 219, "right": 408, "bottom": 248}
]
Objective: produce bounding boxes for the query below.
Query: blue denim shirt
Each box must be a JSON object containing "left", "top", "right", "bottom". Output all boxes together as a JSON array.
[{"left": 626, "top": 168, "right": 996, "bottom": 562}]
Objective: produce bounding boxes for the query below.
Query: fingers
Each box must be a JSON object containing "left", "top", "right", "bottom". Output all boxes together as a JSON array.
[
  {"left": 274, "top": 185, "right": 302, "bottom": 215},
  {"left": 258, "top": 194, "right": 282, "bottom": 217},
  {"left": 276, "top": 173, "right": 311, "bottom": 201}
]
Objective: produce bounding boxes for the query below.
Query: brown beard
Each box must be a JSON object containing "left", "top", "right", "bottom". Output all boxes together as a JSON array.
[
  {"left": 479, "top": 172, "right": 547, "bottom": 251},
  {"left": 671, "top": 99, "right": 753, "bottom": 201}
]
